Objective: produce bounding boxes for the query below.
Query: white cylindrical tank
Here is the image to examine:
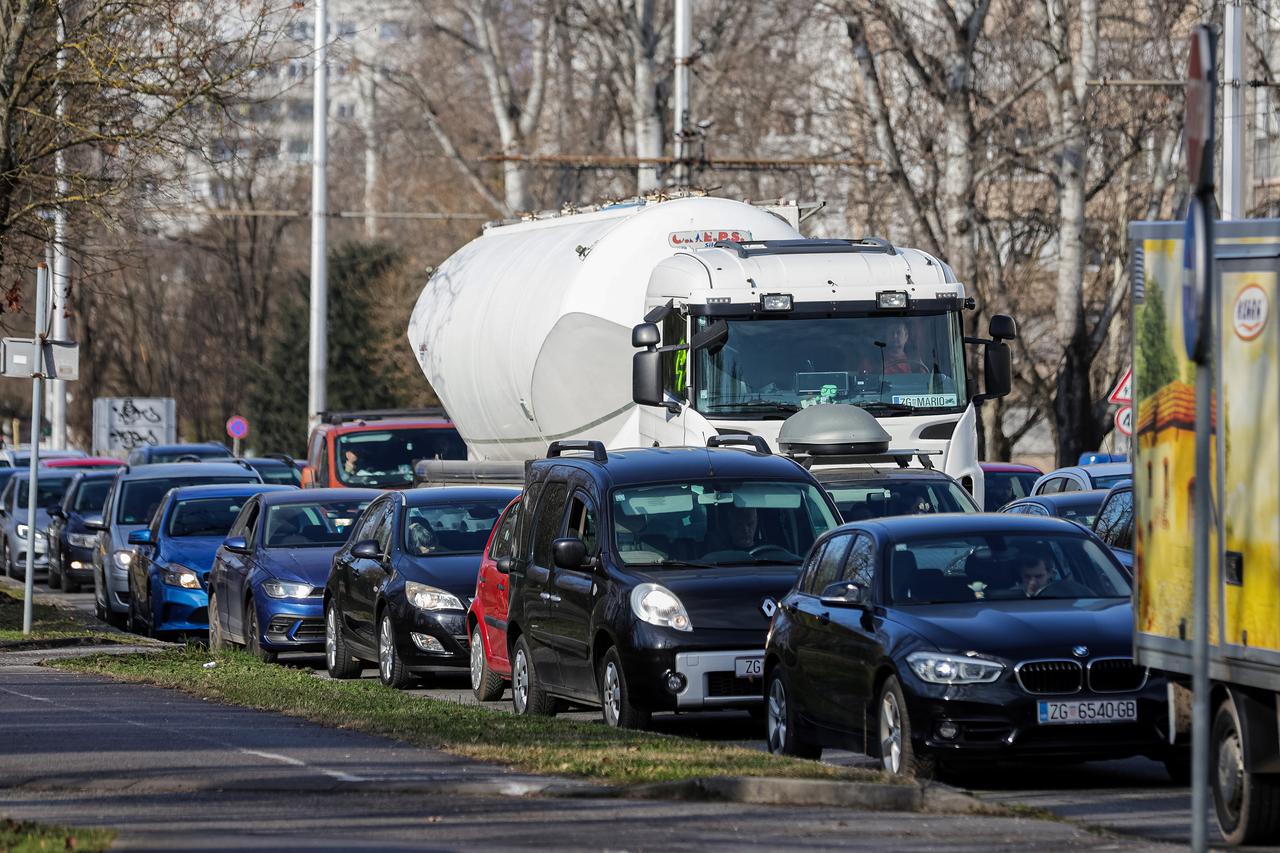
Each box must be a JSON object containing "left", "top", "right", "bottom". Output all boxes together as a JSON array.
[{"left": 407, "top": 197, "right": 801, "bottom": 460}]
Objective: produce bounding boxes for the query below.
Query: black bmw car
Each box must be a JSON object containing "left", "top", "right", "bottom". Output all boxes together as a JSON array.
[
  {"left": 324, "top": 486, "right": 519, "bottom": 688},
  {"left": 763, "top": 514, "right": 1184, "bottom": 779}
]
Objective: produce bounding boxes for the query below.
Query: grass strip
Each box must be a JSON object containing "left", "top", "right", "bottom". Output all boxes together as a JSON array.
[
  {"left": 0, "top": 817, "right": 114, "bottom": 852},
  {"left": 0, "top": 583, "right": 127, "bottom": 645},
  {"left": 53, "top": 647, "right": 898, "bottom": 786}
]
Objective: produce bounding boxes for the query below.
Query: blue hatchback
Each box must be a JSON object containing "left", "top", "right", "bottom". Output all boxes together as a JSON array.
[
  {"left": 208, "top": 487, "right": 380, "bottom": 661},
  {"left": 125, "top": 483, "right": 294, "bottom": 636}
]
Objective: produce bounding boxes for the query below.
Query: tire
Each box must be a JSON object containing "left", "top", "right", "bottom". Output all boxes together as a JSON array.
[
  {"left": 208, "top": 592, "right": 229, "bottom": 652},
  {"left": 1212, "top": 695, "right": 1280, "bottom": 846},
  {"left": 377, "top": 611, "right": 412, "bottom": 689},
  {"left": 244, "top": 601, "right": 277, "bottom": 663},
  {"left": 126, "top": 595, "right": 151, "bottom": 637},
  {"left": 877, "top": 675, "right": 935, "bottom": 779},
  {"left": 598, "top": 646, "right": 650, "bottom": 730},
  {"left": 470, "top": 624, "right": 504, "bottom": 702},
  {"left": 511, "top": 634, "right": 556, "bottom": 716},
  {"left": 324, "top": 600, "right": 362, "bottom": 679},
  {"left": 765, "top": 666, "right": 822, "bottom": 759}
]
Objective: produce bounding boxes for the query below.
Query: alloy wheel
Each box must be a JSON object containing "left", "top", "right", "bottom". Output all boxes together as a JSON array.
[
  {"left": 470, "top": 628, "right": 485, "bottom": 691},
  {"left": 602, "top": 660, "right": 622, "bottom": 727},
  {"left": 325, "top": 606, "right": 338, "bottom": 671},
  {"left": 512, "top": 647, "right": 529, "bottom": 713},
  {"left": 880, "top": 690, "right": 903, "bottom": 774},
  {"left": 379, "top": 615, "right": 394, "bottom": 683},
  {"left": 767, "top": 677, "right": 788, "bottom": 754}
]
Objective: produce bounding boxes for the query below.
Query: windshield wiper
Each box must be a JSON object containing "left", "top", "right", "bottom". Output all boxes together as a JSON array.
[
  {"left": 704, "top": 401, "right": 801, "bottom": 414},
  {"left": 856, "top": 401, "right": 918, "bottom": 416}
]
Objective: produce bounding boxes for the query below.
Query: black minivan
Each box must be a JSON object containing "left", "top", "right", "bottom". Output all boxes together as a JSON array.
[{"left": 502, "top": 440, "right": 841, "bottom": 729}]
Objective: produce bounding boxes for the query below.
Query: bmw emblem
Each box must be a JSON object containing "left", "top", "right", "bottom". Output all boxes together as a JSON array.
[
  {"left": 760, "top": 597, "right": 778, "bottom": 619},
  {"left": 1072, "top": 645, "right": 1089, "bottom": 658}
]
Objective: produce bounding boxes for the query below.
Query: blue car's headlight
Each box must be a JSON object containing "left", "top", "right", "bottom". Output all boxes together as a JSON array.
[
  {"left": 907, "top": 652, "right": 1004, "bottom": 685},
  {"left": 261, "top": 579, "right": 313, "bottom": 599},
  {"left": 161, "top": 564, "right": 201, "bottom": 589}
]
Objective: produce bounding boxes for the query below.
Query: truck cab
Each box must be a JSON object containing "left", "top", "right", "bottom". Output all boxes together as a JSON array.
[{"left": 301, "top": 409, "right": 467, "bottom": 490}]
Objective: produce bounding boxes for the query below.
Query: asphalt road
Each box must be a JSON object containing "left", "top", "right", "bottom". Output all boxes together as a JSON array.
[
  {"left": 17, "top": 576, "right": 1270, "bottom": 850},
  {"left": 0, "top": 665, "right": 1147, "bottom": 852}
]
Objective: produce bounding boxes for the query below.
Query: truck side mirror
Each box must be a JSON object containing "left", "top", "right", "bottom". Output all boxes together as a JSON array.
[
  {"left": 633, "top": 350, "right": 666, "bottom": 409},
  {"left": 631, "top": 323, "right": 660, "bottom": 348},
  {"left": 989, "top": 314, "right": 1017, "bottom": 341},
  {"left": 983, "top": 341, "right": 1012, "bottom": 399},
  {"left": 300, "top": 466, "right": 314, "bottom": 488}
]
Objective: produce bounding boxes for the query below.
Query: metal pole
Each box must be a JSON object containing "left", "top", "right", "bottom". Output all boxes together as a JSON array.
[
  {"left": 307, "top": 0, "right": 329, "bottom": 426},
  {"left": 22, "top": 263, "right": 48, "bottom": 635},
  {"left": 1223, "top": 0, "right": 1244, "bottom": 219},
  {"left": 672, "top": 0, "right": 691, "bottom": 186},
  {"left": 50, "top": 12, "right": 68, "bottom": 450}
]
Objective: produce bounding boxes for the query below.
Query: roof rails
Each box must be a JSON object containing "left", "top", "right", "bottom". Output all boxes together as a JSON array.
[
  {"left": 319, "top": 407, "right": 448, "bottom": 425},
  {"left": 706, "top": 434, "right": 772, "bottom": 454},
  {"left": 413, "top": 459, "right": 525, "bottom": 487},
  {"left": 710, "top": 238, "right": 897, "bottom": 259},
  {"left": 547, "top": 440, "right": 608, "bottom": 463},
  {"left": 796, "top": 449, "right": 942, "bottom": 470}
]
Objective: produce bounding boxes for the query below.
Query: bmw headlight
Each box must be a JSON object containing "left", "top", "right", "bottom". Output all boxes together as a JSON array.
[
  {"left": 160, "top": 564, "right": 201, "bottom": 589},
  {"left": 112, "top": 549, "right": 133, "bottom": 570},
  {"left": 68, "top": 533, "right": 97, "bottom": 548},
  {"left": 907, "top": 651, "right": 1004, "bottom": 685},
  {"left": 630, "top": 583, "right": 692, "bottom": 632},
  {"left": 261, "top": 579, "right": 313, "bottom": 599},
  {"left": 405, "top": 581, "right": 463, "bottom": 611}
]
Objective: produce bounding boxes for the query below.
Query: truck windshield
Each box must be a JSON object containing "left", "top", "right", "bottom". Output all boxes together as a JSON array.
[
  {"left": 692, "top": 312, "right": 966, "bottom": 417},
  {"left": 611, "top": 479, "right": 838, "bottom": 567},
  {"left": 335, "top": 427, "right": 468, "bottom": 487}
]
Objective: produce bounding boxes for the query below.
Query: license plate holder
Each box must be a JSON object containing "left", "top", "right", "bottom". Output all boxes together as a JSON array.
[
  {"left": 1037, "top": 698, "right": 1138, "bottom": 725},
  {"left": 734, "top": 656, "right": 764, "bottom": 678}
]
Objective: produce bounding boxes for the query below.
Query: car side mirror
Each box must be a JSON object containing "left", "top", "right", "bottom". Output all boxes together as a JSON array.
[
  {"left": 127, "top": 529, "right": 153, "bottom": 546},
  {"left": 495, "top": 556, "right": 513, "bottom": 575},
  {"left": 983, "top": 340, "right": 1012, "bottom": 400},
  {"left": 223, "top": 535, "right": 250, "bottom": 554},
  {"left": 820, "top": 581, "right": 871, "bottom": 609},
  {"left": 48, "top": 506, "right": 64, "bottom": 519},
  {"left": 552, "top": 537, "right": 588, "bottom": 570},
  {"left": 351, "top": 539, "right": 382, "bottom": 561},
  {"left": 84, "top": 517, "right": 106, "bottom": 531}
]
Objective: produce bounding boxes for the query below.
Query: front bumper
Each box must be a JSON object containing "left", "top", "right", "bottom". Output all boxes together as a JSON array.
[
  {"left": 256, "top": 596, "right": 325, "bottom": 651},
  {"left": 9, "top": 539, "right": 50, "bottom": 576},
  {"left": 61, "top": 542, "right": 96, "bottom": 581},
  {"left": 616, "top": 625, "right": 768, "bottom": 711},
  {"left": 105, "top": 565, "right": 129, "bottom": 614},
  {"left": 389, "top": 599, "right": 469, "bottom": 673},
  {"left": 152, "top": 584, "right": 209, "bottom": 633}
]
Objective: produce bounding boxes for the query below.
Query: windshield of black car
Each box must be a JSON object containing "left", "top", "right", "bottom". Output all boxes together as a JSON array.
[
  {"left": 981, "top": 471, "right": 1039, "bottom": 511},
  {"left": 167, "top": 497, "right": 248, "bottom": 537},
  {"left": 264, "top": 500, "right": 370, "bottom": 548},
  {"left": 16, "top": 477, "right": 73, "bottom": 508},
  {"left": 256, "top": 465, "right": 302, "bottom": 486},
  {"left": 691, "top": 312, "right": 966, "bottom": 417},
  {"left": 117, "top": 477, "right": 258, "bottom": 525},
  {"left": 1052, "top": 497, "right": 1105, "bottom": 526},
  {"left": 402, "top": 499, "right": 510, "bottom": 556},
  {"left": 73, "top": 480, "right": 112, "bottom": 512},
  {"left": 149, "top": 449, "right": 231, "bottom": 463},
  {"left": 335, "top": 428, "right": 467, "bottom": 487},
  {"left": 824, "top": 478, "right": 976, "bottom": 521},
  {"left": 611, "top": 480, "right": 838, "bottom": 567},
  {"left": 888, "top": 533, "right": 1130, "bottom": 605}
]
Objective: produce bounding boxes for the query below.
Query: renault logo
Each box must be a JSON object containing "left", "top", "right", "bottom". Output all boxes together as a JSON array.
[
  {"left": 1072, "top": 645, "right": 1089, "bottom": 658},
  {"left": 760, "top": 597, "right": 778, "bottom": 618}
]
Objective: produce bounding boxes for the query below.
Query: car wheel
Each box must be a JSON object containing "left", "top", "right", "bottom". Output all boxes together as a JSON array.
[
  {"left": 208, "top": 592, "right": 229, "bottom": 652},
  {"left": 377, "top": 611, "right": 412, "bottom": 689},
  {"left": 877, "top": 675, "right": 934, "bottom": 779},
  {"left": 324, "top": 600, "right": 362, "bottom": 679},
  {"left": 244, "top": 602, "right": 277, "bottom": 663},
  {"left": 598, "top": 646, "right": 650, "bottom": 730},
  {"left": 470, "top": 625, "right": 504, "bottom": 702},
  {"left": 511, "top": 634, "right": 556, "bottom": 716},
  {"left": 765, "top": 666, "right": 822, "bottom": 759},
  {"left": 1213, "top": 695, "right": 1280, "bottom": 845}
]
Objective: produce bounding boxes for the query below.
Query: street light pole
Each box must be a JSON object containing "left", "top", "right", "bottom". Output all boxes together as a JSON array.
[
  {"left": 50, "top": 11, "right": 69, "bottom": 450},
  {"left": 1223, "top": 0, "right": 1244, "bottom": 219},
  {"left": 307, "top": 0, "right": 329, "bottom": 426},
  {"left": 21, "top": 262, "right": 47, "bottom": 635},
  {"left": 672, "top": 0, "right": 691, "bottom": 186}
]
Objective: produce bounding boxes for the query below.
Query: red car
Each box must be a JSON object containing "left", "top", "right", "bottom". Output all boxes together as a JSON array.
[
  {"left": 980, "top": 461, "right": 1042, "bottom": 511},
  {"left": 467, "top": 496, "right": 522, "bottom": 701},
  {"left": 41, "top": 457, "right": 124, "bottom": 469}
]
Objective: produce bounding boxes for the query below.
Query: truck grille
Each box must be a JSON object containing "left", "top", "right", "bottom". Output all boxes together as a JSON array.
[
  {"left": 1016, "top": 660, "right": 1082, "bottom": 695},
  {"left": 706, "top": 672, "right": 763, "bottom": 698},
  {"left": 1088, "top": 658, "right": 1147, "bottom": 693}
]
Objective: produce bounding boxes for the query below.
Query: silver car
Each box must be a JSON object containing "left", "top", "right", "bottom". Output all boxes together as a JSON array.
[
  {"left": 89, "top": 461, "right": 263, "bottom": 627},
  {"left": 0, "top": 470, "right": 77, "bottom": 579}
]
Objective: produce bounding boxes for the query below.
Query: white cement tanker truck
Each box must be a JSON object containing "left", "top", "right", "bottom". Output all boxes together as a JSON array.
[{"left": 406, "top": 196, "right": 1015, "bottom": 505}]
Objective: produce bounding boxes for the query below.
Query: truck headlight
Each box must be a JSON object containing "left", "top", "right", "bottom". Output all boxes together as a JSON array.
[
  {"left": 907, "top": 651, "right": 1003, "bottom": 684},
  {"left": 760, "top": 293, "right": 792, "bottom": 312},
  {"left": 405, "top": 581, "right": 463, "bottom": 611},
  {"left": 630, "top": 583, "right": 692, "bottom": 632},
  {"left": 261, "top": 579, "right": 313, "bottom": 599},
  {"left": 161, "top": 565, "right": 201, "bottom": 589},
  {"left": 877, "top": 290, "right": 909, "bottom": 309}
]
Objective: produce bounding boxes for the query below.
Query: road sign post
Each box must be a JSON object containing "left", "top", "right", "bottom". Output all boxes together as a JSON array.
[{"left": 226, "top": 415, "right": 249, "bottom": 458}]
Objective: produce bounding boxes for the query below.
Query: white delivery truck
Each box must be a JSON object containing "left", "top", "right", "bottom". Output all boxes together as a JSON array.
[{"left": 407, "top": 196, "right": 1015, "bottom": 504}]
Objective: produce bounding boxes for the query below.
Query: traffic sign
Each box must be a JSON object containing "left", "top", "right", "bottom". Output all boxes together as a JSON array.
[
  {"left": 226, "top": 415, "right": 249, "bottom": 440},
  {"left": 1108, "top": 368, "right": 1132, "bottom": 405},
  {"left": 1115, "top": 405, "right": 1133, "bottom": 438},
  {"left": 1185, "top": 26, "right": 1216, "bottom": 193},
  {"left": 1183, "top": 194, "right": 1213, "bottom": 364}
]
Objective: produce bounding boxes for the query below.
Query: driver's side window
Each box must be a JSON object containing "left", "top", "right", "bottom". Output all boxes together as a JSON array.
[
  {"left": 565, "top": 493, "right": 598, "bottom": 556},
  {"left": 804, "top": 534, "right": 851, "bottom": 595}
]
